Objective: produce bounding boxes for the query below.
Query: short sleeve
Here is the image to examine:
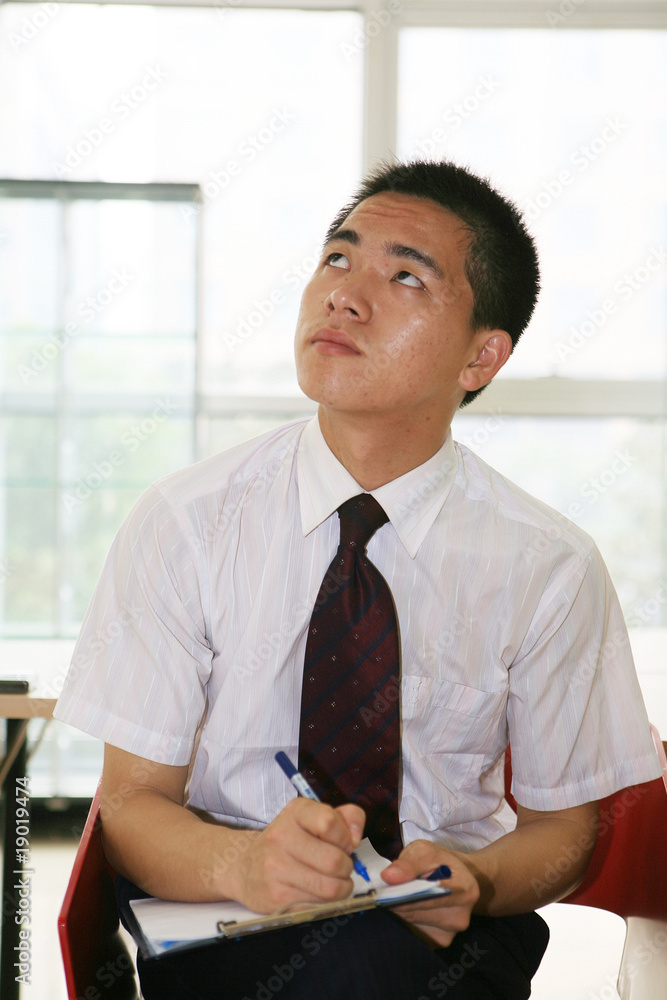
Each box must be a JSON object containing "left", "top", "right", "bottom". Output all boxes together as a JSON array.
[
  {"left": 507, "top": 543, "right": 661, "bottom": 810},
  {"left": 54, "top": 485, "right": 212, "bottom": 766}
]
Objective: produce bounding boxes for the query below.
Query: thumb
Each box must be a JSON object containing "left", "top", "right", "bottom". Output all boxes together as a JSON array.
[{"left": 381, "top": 839, "right": 437, "bottom": 884}]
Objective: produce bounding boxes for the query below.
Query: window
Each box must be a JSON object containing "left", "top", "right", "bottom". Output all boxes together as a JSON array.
[
  {"left": 398, "top": 26, "right": 667, "bottom": 381},
  {"left": 0, "top": 1, "right": 363, "bottom": 638},
  {"left": 0, "top": 0, "right": 665, "bottom": 648},
  {"left": 395, "top": 23, "right": 667, "bottom": 622},
  {"left": 0, "top": 181, "right": 199, "bottom": 634}
]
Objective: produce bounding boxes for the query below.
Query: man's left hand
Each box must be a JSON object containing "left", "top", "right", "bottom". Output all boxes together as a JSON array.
[{"left": 381, "top": 839, "right": 480, "bottom": 947}]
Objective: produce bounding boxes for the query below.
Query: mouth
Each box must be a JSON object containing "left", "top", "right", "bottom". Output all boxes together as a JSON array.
[{"left": 311, "top": 327, "right": 362, "bottom": 356}]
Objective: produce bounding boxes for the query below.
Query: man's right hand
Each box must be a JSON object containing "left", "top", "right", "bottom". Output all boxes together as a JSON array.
[
  {"left": 100, "top": 744, "right": 365, "bottom": 911},
  {"left": 227, "top": 798, "right": 366, "bottom": 913}
]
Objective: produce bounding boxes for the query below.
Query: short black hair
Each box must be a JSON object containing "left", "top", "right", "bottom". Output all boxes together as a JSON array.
[{"left": 326, "top": 160, "right": 540, "bottom": 406}]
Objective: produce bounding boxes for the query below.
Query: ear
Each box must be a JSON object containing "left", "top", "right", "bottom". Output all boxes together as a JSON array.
[{"left": 458, "top": 330, "right": 513, "bottom": 394}]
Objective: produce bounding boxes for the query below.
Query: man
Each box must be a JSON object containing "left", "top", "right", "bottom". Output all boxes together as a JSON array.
[{"left": 55, "top": 160, "right": 661, "bottom": 999}]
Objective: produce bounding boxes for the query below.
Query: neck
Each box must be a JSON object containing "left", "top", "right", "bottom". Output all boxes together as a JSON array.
[{"left": 317, "top": 407, "right": 452, "bottom": 490}]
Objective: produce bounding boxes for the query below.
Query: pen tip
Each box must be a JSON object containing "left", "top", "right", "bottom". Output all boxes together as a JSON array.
[{"left": 353, "top": 858, "right": 370, "bottom": 882}]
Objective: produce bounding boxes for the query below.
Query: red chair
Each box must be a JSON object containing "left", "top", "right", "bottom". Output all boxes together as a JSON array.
[
  {"left": 57, "top": 784, "right": 140, "bottom": 1000},
  {"left": 61, "top": 738, "right": 666, "bottom": 999},
  {"left": 504, "top": 730, "right": 667, "bottom": 999}
]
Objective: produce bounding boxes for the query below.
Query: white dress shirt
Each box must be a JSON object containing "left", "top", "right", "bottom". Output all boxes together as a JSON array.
[{"left": 54, "top": 415, "right": 661, "bottom": 851}]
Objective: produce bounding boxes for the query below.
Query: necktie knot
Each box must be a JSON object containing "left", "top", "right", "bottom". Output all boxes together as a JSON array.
[{"left": 337, "top": 494, "right": 389, "bottom": 552}]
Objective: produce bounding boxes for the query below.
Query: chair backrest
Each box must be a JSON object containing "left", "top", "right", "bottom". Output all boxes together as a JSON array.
[
  {"left": 57, "top": 784, "right": 140, "bottom": 1000},
  {"left": 504, "top": 739, "right": 667, "bottom": 921},
  {"left": 650, "top": 723, "right": 667, "bottom": 792}
]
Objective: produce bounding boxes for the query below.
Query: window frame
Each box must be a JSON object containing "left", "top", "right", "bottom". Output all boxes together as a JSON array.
[{"left": 35, "top": 0, "right": 666, "bottom": 423}]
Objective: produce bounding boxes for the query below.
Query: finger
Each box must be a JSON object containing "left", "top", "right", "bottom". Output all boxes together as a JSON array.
[
  {"left": 253, "top": 866, "right": 354, "bottom": 911},
  {"left": 410, "top": 922, "right": 458, "bottom": 948},
  {"left": 396, "top": 895, "right": 475, "bottom": 949},
  {"left": 400, "top": 900, "right": 473, "bottom": 932},
  {"left": 395, "top": 895, "right": 456, "bottom": 917},
  {"left": 249, "top": 833, "right": 355, "bottom": 908},
  {"left": 294, "top": 799, "right": 365, "bottom": 854},
  {"left": 291, "top": 831, "right": 355, "bottom": 882},
  {"left": 278, "top": 829, "right": 359, "bottom": 904},
  {"left": 334, "top": 803, "right": 366, "bottom": 848},
  {"left": 265, "top": 799, "right": 358, "bottom": 880},
  {"left": 274, "top": 859, "right": 355, "bottom": 906},
  {"left": 397, "top": 903, "right": 468, "bottom": 949}
]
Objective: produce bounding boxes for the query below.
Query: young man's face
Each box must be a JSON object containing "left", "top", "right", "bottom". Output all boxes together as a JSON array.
[{"left": 294, "top": 192, "right": 495, "bottom": 429}]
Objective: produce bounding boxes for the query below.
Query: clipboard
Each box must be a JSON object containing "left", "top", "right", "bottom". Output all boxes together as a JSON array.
[{"left": 127, "top": 840, "right": 451, "bottom": 959}]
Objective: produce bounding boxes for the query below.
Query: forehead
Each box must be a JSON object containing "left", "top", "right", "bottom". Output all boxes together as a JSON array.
[{"left": 334, "top": 192, "right": 471, "bottom": 268}]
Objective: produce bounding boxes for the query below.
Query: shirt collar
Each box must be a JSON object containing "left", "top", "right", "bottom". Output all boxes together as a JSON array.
[{"left": 297, "top": 415, "right": 458, "bottom": 558}]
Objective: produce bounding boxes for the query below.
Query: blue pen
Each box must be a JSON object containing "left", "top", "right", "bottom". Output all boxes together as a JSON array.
[
  {"left": 275, "top": 751, "right": 371, "bottom": 883},
  {"left": 427, "top": 864, "right": 452, "bottom": 882}
]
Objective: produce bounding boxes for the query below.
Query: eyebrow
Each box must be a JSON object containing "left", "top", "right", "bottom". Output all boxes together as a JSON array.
[
  {"left": 324, "top": 227, "right": 444, "bottom": 279},
  {"left": 386, "top": 242, "right": 444, "bottom": 280}
]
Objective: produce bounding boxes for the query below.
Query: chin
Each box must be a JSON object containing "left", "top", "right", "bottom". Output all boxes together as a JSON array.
[{"left": 295, "top": 369, "right": 325, "bottom": 406}]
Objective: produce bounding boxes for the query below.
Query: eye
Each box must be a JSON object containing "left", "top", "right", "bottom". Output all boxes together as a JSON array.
[
  {"left": 395, "top": 270, "right": 424, "bottom": 288},
  {"left": 325, "top": 252, "right": 349, "bottom": 269}
]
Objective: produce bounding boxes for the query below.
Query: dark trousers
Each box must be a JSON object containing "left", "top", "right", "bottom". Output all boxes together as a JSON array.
[{"left": 117, "top": 876, "right": 549, "bottom": 1000}]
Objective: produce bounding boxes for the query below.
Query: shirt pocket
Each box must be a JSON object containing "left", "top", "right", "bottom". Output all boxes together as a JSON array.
[{"left": 402, "top": 674, "right": 508, "bottom": 758}]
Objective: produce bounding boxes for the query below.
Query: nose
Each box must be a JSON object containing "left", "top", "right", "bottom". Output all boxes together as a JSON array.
[{"left": 325, "top": 271, "right": 372, "bottom": 323}]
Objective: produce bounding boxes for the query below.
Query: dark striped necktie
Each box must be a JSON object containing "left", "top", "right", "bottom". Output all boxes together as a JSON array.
[{"left": 298, "top": 493, "right": 402, "bottom": 859}]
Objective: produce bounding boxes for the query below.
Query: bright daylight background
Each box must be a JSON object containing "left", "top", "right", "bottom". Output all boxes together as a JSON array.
[{"left": 0, "top": 2, "right": 665, "bottom": 998}]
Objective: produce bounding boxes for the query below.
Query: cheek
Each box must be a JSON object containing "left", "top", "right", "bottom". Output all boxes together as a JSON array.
[
  {"left": 386, "top": 312, "right": 429, "bottom": 349},
  {"left": 386, "top": 319, "right": 442, "bottom": 368}
]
